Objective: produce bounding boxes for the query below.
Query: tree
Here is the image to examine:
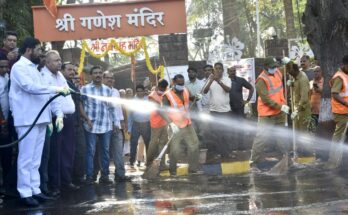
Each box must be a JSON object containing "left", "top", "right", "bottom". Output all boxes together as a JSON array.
[
  {"left": 0, "top": 0, "right": 42, "bottom": 42},
  {"left": 222, "top": 0, "right": 240, "bottom": 40},
  {"left": 302, "top": 0, "right": 348, "bottom": 121},
  {"left": 283, "top": 0, "right": 296, "bottom": 38}
]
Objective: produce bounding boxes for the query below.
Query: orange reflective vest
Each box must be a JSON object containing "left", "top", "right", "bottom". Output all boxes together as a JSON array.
[
  {"left": 256, "top": 69, "right": 286, "bottom": 116},
  {"left": 148, "top": 91, "right": 168, "bottom": 128},
  {"left": 330, "top": 70, "right": 348, "bottom": 114},
  {"left": 165, "top": 88, "right": 192, "bottom": 128}
]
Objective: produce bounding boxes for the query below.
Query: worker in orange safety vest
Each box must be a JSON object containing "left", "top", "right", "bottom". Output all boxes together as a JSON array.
[
  {"left": 146, "top": 79, "right": 170, "bottom": 171},
  {"left": 249, "top": 57, "right": 290, "bottom": 172},
  {"left": 326, "top": 54, "right": 348, "bottom": 169},
  {"left": 160, "top": 74, "right": 200, "bottom": 176}
]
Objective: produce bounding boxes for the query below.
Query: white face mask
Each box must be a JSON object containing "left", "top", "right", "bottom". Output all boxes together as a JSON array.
[
  {"left": 268, "top": 68, "right": 277, "bottom": 74},
  {"left": 174, "top": 85, "right": 184, "bottom": 91}
]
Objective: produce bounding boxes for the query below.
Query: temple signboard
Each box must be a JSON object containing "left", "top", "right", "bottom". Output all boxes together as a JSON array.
[{"left": 32, "top": 0, "right": 186, "bottom": 42}]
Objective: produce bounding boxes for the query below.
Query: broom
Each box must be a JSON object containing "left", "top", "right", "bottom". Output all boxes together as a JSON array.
[{"left": 143, "top": 135, "right": 174, "bottom": 179}]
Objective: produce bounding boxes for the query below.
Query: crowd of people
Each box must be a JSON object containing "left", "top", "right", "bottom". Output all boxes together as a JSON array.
[{"left": 0, "top": 32, "right": 347, "bottom": 208}]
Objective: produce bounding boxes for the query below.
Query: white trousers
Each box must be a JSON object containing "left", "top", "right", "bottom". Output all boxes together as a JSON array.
[{"left": 16, "top": 124, "right": 46, "bottom": 198}]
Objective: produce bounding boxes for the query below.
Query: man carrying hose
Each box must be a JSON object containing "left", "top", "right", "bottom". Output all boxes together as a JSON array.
[{"left": 9, "top": 37, "right": 69, "bottom": 206}]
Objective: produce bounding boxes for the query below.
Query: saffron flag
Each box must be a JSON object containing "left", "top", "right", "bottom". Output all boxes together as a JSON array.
[{"left": 43, "top": 0, "right": 58, "bottom": 18}]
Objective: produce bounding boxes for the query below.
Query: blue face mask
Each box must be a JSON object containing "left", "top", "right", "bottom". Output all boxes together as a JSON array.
[
  {"left": 268, "top": 68, "right": 277, "bottom": 74},
  {"left": 175, "top": 85, "right": 185, "bottom": 92}
]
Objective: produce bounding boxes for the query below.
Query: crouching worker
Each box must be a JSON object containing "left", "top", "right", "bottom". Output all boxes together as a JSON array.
[
  {"left": 159, "top": 74, "right": 200, "bottom": 176},
  {"left": 146, "top": 79, "right": 169, "bottom": 171}
]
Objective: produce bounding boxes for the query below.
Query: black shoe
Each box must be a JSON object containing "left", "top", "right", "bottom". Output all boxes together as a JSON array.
[
  {"left": 21, "top": 197, "right": 39, "bottom": 207},
  {"left": 114, "top": 176, "right": 132, "bottom": 182},
  {"left": 49, "top": 189, "right": 60, "bottom": 198},
  {"left": 137, "top": 161, "right": 141, "bottom": 167},
  {"left": 74, "top": 177, "right": 86, "bottom": 185},
  {"left": 33, "top": 193, "right": 56, "bottom": 202},
  {"left": 62, "top": 183, "right": 80, "bottom": 191},
  {"left": 41, "top": 188, "right": 50, "bottom": 196},
  {"left": 99, "top": 177, "right": 113, "bottom": 185},
  {"left": 84, "top": 178, "right": 96, "bottom": 185}
]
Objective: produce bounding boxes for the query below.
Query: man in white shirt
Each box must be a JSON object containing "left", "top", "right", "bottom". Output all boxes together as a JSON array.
[
  {"left": 9, "top": 37, "right": 69, "bottom": 206},
  {"left": 201, "top": 65, "right": 213, "bottom": 113},
  {"left": 186, "top": 67, "right": 204, "bottom": 111},
  {"left": 41, "top": 51, "right": 78, "bottom": 196},
  {"left": 203, "top": 62, "right": 232, "bottom": 160}
]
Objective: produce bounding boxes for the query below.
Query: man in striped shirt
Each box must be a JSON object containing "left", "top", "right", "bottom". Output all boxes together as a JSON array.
[{"left": 80, "top": 66, "right": 117, "bottom": 185}]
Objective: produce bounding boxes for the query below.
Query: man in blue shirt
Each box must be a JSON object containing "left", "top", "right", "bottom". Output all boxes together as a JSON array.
[{"left": 80, "top": 66, "right": 116, "bottom": 185}]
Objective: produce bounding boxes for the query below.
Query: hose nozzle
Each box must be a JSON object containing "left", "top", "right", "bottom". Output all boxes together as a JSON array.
[{"left": 68, "top": 87, "right": 81, "bottom": 95}]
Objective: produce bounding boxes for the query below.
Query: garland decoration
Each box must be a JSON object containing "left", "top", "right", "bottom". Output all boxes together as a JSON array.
[{"left": 77, "top": 37, "right": 164, "bottom": 79}]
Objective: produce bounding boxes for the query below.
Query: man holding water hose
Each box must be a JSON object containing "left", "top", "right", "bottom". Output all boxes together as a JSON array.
[{"left": 9, "top": 37, "right": 70, "bottom": 206}]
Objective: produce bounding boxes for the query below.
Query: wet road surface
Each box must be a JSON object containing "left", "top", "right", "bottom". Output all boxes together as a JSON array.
[{"left": 1, "top": 166, "right": 348, "bottom": 215}]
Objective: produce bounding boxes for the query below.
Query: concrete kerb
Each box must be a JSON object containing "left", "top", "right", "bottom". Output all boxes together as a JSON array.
[{"left": 159, "top": 156, "right": 316, "bottom": 176}]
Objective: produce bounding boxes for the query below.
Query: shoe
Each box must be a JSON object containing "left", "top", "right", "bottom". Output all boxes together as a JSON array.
[
  {"left": 63, "top": 183, "right": 80, "bottom": 191},
  {"left": 137, "top": 161, "right": 141, "bottom": 167},
  {"left": 84, "top": 178, "right": 96, "bottom": 185},
  {"left": 41, "top": 188, "right": 50, "bottom": 196},
  {"left": 33, "top": 193, "right": 56, "bottom": 202},
  {"left": 114, "top": 176, "right": 132, "bottom": 182},
  {"left": 21, "top": 197, "right": 39, "bottom": 207},
  {"left": 50, "top": 189, "right": 61, "bottom": 198},
  {"left": 74, "top": 177, "right": 86, "bottom": 185},
  {"left": 99, "top": 177, "right": 113, "bottom": 185}
]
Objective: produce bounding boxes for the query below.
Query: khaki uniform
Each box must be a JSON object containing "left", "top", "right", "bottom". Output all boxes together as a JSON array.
[
  {"left": 146, "top": 125, "right": 168, "bottom": 169},
  {"left": 291, "top": 72, "right": 312, "bottom": 156},
  {"left": 163, "top": 90, "right": 199, "bottom": 175},
  {"left": 292, "top": 71, "right": 312, "bottom": 130},
  {"left": 327, "top": 78, "right": 348, "bottom": 167},
  {"left": 250, "top": 79, "right": 288, "bottom": 164}
]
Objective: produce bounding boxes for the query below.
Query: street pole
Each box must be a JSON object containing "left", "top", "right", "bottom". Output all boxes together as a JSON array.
[{"left": 256, "top": 0, "right": 262, "bottom": 57}]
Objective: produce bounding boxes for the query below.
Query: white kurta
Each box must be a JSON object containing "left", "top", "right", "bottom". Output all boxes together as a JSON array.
[{"left": 9, "top": 56, "right": 62, "bottom": 198}]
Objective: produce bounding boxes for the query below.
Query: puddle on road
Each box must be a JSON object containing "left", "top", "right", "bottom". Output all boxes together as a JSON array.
[{"left": 3, "top": 167, "right": 348, "bottom": 214}]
